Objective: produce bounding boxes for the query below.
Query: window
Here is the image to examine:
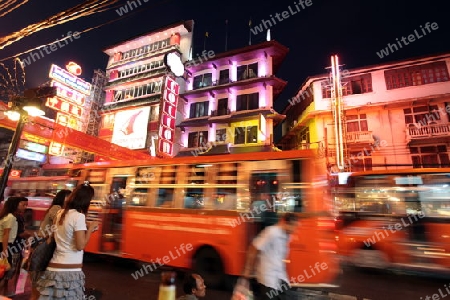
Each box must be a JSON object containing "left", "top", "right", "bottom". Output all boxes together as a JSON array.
[
  {"left": 217, "top": 98, "right": 229, "bottom": 116},
  {"left": 185, "top": 165, "right": 207, "bottom": 209},
  {"left": 385, "top": 61, "right": 449, "bottom": 90},
  {"left": 349, "top": 150, "right": 372, "bottom": 172},
  {"left": 193, "top": 73, "right": 213, "bottom": 89},
  {"left": 219, "top": 69, "right": 230, "bottom": 85},
  {"left": 404, "top": 105, "right": 440, "bottom": 125},
  {"left": 322, "top": 74, "right": 372, "bottom": 98},
  {"left": 149, "top": 105, "right": 159, "bottom": 121},
  {"left": 346, "top": 114, "right": 368, "bottom": 132},
  {"left": 188, "top": 131, "right": 209, "bottom": 148},
  {"left": 119, "top": 38, "right": 170, "bottom": 62},
  {"left": 237, "top": 63, "right": 258, "bottom": 81},
  {"left": 410, "top": 145, "right": 450, "bottom": 168},
  {"left": 235, "top": 126, "right": 258, "bottom": 144},
  {"left": 215, "top": 163, "right": 238, "bottom": 209},
  {"left": 113, "top": 80, "right": 162, "bottom": 102},
  {"left": 236, "top": 93, "right": 259, "bottom": 111},
  {"left": 216, "top": 129, "right": 227, "bottom": 142},
  {"left": 189, "top": 101, "right": 209, "bottom": 118},
  {"left": 297, "top": 127, "right": 310, "bottom": 144},
  {"left": 117, "top": 59, "right": 165, "bottom": 79}
]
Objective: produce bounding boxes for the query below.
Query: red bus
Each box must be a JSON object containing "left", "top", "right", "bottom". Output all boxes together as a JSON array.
[
  {"left": 336, "top": 168, "right": 450, "bottom": 275},
  {"left": 5, "top": 150, "right": 340, "bottom": 288}
]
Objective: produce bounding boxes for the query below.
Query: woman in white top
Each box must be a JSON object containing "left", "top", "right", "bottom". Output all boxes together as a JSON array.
[
  {"left": 36, "top": 182, "right": 99, "bottom": 300},
  {"left": 30, "top": 189, "right": 72, "bottom": 300},
  {"left": 0, "top": 196, "right": 25, "bottom": 295}
]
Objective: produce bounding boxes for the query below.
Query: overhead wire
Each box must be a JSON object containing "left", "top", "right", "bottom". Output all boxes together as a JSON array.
[
  {"left": 0, "top": 0, "right": 175, "bottom": 63},
  {"left": 0, "top": 0, "right": 120, "bottom": 50},
  {"left": 0, "top": 0, "right": 29, "bottom": 18}
]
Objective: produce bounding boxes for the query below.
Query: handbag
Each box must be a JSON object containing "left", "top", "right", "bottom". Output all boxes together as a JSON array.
[
  {"left": 231, "top": 277, "right": 254, "bottom": 300},
  {"left": 27, "top": 237, "right": 56, "bottom": 272},
  {"left": 0, "top": 257, "right": 11, "bottom": 278}
]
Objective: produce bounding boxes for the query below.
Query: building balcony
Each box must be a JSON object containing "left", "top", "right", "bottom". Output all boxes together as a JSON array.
[
  {"left": 406, "top": 122, "right": 450, "bottom": 144},
  {"left": 346, "top": 131, "right": 374, "bottom": 144},
  {"left": 210, "top": 108, "right": 231, "bottom": 117}
]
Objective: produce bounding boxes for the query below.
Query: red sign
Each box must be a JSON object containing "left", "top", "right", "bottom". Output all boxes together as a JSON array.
[
  {"left": 51, "top": 81, "right": 86, "bottom": 106},
  {"left": 46, "top": 97, "right": 83, "bottom": 118},
  {"left": 157, "top": 76, "right": 179, "bottom": 157},
  {"left": 0, "top": 169, "right": 21, "bottom": 178}
]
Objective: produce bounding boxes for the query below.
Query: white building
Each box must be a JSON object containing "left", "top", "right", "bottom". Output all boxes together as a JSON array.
[{"left": 279, "top": 52, "right": 450, "bottom": 173}]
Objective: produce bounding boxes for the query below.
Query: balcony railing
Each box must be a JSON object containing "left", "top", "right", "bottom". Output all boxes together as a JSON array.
[
  {"left": 346, "top": 131, "right": 374, "bottom": 144},
  {"left": 406, "top": 123, "right": 450, "bottom": 141},
  {"left": 190, "top": 75, "right": 268, "bottom": 91},
  {"left": 210, "top": 108, "right": 231, "bottom": 116}
]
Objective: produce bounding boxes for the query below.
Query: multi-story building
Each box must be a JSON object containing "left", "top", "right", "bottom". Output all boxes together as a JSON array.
[
  {"left": 177, "top": 40, "right": 288, "bottom": 156},
  {"left": 99, "top": 20, "right": 194, "bottom": 157},
  {"left": 279, "top": 52, "right": 450, "bottom": 173}
]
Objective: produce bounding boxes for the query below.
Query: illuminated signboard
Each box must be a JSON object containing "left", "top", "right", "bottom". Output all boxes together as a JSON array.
[
  {"left": 0, "top": 169, "right": 21, "bottom": 178},
  {"left": 49, "top": 64, "right": 91, "bottom": 95},
  {"left": 157, "top": 76, "right": 179, "bottom": 157},
  {"left": 49, "top": 141, "right": 65, "bottom": 156},
  {"left": 21, "top": 133, "right": 49, "bottom": 146},
  {"left": 19, "top": 140, "right": 48, "bottom": 154},
  {"left": 111, "top": 106, "right": 150, "bottom": 150},
  {"left": 51, "top": 81, "right": 86, "bottom": 106},
  {"left": 46, "top": 97, "right": 83, "bottom": 118},
  {"left": 16, "top": 148, "right": 46, "bottom": 163},
  {"left": 56, "top": 113, "right": 80, "bottom": 130}
]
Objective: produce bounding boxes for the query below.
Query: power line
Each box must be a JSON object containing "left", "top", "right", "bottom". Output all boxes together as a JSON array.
[{"left": 0, "top": 0, "right": 175, "bottom": 63}]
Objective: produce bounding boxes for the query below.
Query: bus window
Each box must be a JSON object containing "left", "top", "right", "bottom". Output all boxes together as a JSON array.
[
  {"left": 130, "top": 188, "right": 148, "bottom": 206},
  {"left": 156, "top": 188, "right": 174, "bottom": 208},
  {"left": 184, "top": 165, "right": 206, "bottom": 209},
  {"left": 214, "top": 163, "right": 238, "bottom": 210}
]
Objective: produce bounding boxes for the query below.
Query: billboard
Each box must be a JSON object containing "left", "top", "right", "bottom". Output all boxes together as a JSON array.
[
  {"left": 157, "top": 76, "right": 179, "bottom": 157},
  {"left": 112, "top": 106, "right": 150, "bottom": 150},
  {"left": 49, "top": 64, "right": 91, "bottom": 95}
]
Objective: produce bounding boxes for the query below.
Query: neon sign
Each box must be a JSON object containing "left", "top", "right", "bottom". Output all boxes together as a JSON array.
[
  {"left": 157, "top": 76, "right": 179, "bottom": 157},
  {"left": 56, "top": 112, "right": 80, "bottom": 130},
  {"left": 16, "top": 149, "right": 46, "bottom": 163},
  {"left": 66, "top": 62, "right": 82, "bottom": 76},
  {"left": 49, "top": 64, "right": 91, "bottom": 95},
  {"left": 19, "top": 140, "right": 48, "bottom": 154},
  {"left": 51, "top": 81, "right": 86, "bottom": 106},
  {"left": 46, "top": 97, "right": 83, "bottom": 118}
]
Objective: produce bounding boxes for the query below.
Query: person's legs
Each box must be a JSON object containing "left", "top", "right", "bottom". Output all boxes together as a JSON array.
[
  {"left": 258, "top": 283, "right": 283, "bottom": 300},
  {"left": 258, "top": 281, "right": 292, "bottom": 300}
]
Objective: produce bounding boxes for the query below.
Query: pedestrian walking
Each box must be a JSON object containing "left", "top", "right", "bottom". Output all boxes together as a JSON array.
[{"left": 242, "top": 212, "right": 299, "bottom": 300}]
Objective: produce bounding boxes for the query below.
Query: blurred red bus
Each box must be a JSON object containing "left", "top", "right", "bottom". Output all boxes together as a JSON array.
[
  {"left": 336, "top": 168, "right": 450, "bottom": 275},
  {"left": 4, "top": 150, "right": 341, "bottom": 288}
]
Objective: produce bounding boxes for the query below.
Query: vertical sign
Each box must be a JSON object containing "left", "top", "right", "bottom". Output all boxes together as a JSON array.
[{"left": 157, "top": 76, "right": 179, "bottom": 157}]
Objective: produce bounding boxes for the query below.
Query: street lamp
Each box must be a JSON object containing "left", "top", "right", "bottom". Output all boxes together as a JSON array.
[{"left": 0, "top": 86, "right": 56, "bottom": 201}]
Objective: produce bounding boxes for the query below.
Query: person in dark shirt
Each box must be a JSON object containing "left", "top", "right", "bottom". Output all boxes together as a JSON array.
[{"left": 177, "top": 273, "right": 206, "bottom": 300}]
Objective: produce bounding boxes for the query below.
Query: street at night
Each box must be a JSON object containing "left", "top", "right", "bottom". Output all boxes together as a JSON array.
[
  {"left": 1, "top": 1, "right": 450, "bottom": 300},
  {"left": 12, "top": 254, "right": 450, "bottom": 299}
]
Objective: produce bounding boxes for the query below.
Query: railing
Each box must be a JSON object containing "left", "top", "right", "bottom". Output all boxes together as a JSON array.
[
  {"left": 210, "top": 108, "right": 231, "bottom": 116},
  {"left": 190, "top": 75, "right": 269, "bottom": 91},
  {"left": 406, "top": 123, "right": 450, "bottom": 140},
  {"left": 346, "top": 131, "right": 374, "bottom": 143}
]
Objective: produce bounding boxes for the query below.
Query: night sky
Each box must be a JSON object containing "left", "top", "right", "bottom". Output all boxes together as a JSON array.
[{"left": 1, "top": 0, "right": 449, "bottom": 141}]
